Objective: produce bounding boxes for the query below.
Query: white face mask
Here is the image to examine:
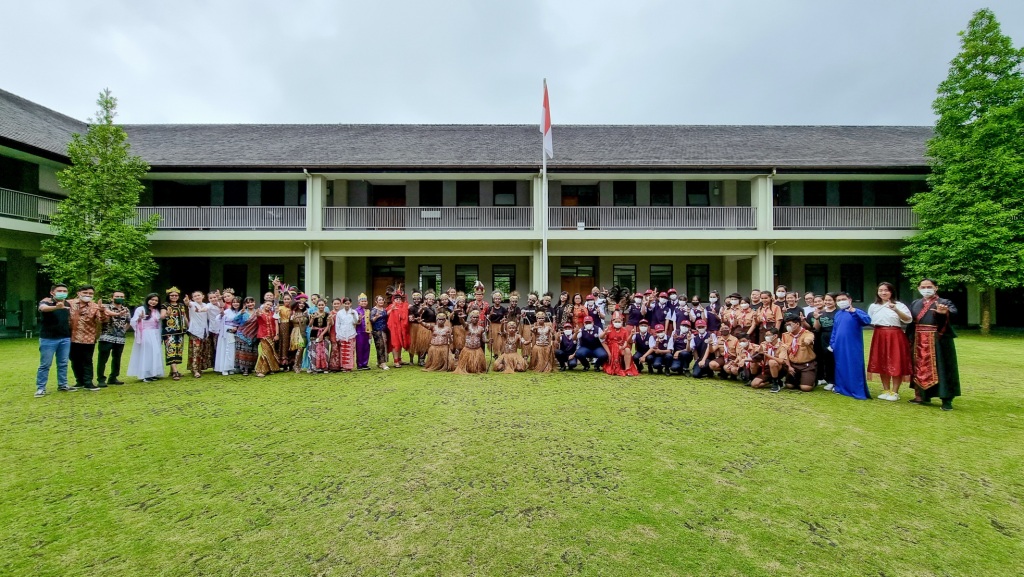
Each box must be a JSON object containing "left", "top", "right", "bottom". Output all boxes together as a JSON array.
[
  {"left": 639, "top": 326, "right": 648, "bottom": 333},
  {"left": 740, "top": 303, "right": 750, "bottom": 310},
  {"left": 836, "top": 300, "right": 851, "bottom": 310},
  {"left": 697, "top": 329, "right": 706, "bottom": 335},
  {"left": 680, "top": 326, "right": 689, "bottom": 333},
  {"left": 709, "top": 297, "right": 718, "bottom": 303},
  {"left": 584, "top": 323, "right": 594, "bottom": 330},
  {"left": 764, "top": 335, "right": 775, "bottom": 343},
  {"left": 80, "top": 295, "right": 93, "bottom": 302},
  {"left": 670, "top": 294, "right": 678, "bottom": 301},
  {"left": 657, "top": 333, "right": 666, "bottom": 339},
  {"left": 739, "top": 342, "right": 749, "bottom": 348},
  {"left": 612, "top": 321, "right": 623, "bottom": 328},
  {"left": 776, "top": 292, "right": 786, "bottom": 299},
  {"left": 919, "top": 288, "right": 936, "bottom": 298},
  {"left": 563, "top": 329, "right": 572, "bottom": 336},
  {"left": 634, "top": 298, "right": 642, "bottom": 304},
  {"left": 659, "top": 298, "right": 667, "bottom": 305},
  {"left": 788, "top": 324, "right": 800, "bottom": 333}
]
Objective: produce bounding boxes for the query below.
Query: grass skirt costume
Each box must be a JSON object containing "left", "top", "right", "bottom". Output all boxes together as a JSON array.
[
  {"left": 410, "top": 322, "right": 431, "bottom": 358},
  {"left": 422, "top": 325, "right": 455, "bottom": 372},
  {"left": 454, "top": 325, "right": 488, "bottom": 374},
  {"left": 526, "top": 325, "right": 556, "bottom": 373},
  {"left": 494, "top": 331, "right": 528, "bottom": 373}
]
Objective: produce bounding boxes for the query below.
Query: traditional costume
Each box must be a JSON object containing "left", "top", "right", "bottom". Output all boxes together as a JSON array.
[
  {"left": 487, "top": 297, "right": 508, "bottom": 358},
  {"left": 867, "top": 302, "right": 912, "bottom": 382},
  {"left": 234, "top": 308, "right": 259, "bottom": 375},
  {"left": 354, "top": 295, "right": 372, "bottom": 369},
  {"left": 289, "top": 306, "right": 309, "bottom": 372},
  {"left": 601, "top": 315, "right": 639, "bottom": 376},
  {"left": 333, "top": 305, "right": 358, "bottom": 371},
  {"left": 907, "top": 295, "right": 960, "bottom": 407},
  {"left": 276, "top": 301, "right": 293, "bottom": 369},
  {"left": 422, "top": 315, "right": 455, "bottom": 372},
  {"left": 215, "top": 307, "right": 239, "bottom": 374},
  {"left": 160, "top": 288, "right": 188, "bottom": 372},
  {"left": 386, "top": 292, "right": 410, "bottom": 367},
  {"left": 527, "top": 319, "right": 556, "bottom": 373},
  {"left": 493, "top": 321, "right": 528, "bottom": 373},
  {"left": 254, "top": 306, "right": 281, "bottom": 376},
  {"left": 829, "top": 306, "right": 872, "bottom": 399},
  {"left": 370, "top": 304, "right": 390, "bottom": 369},
  {"left": 454, "top": 320, "right": 488, "bottom": 374},
  {"left": 187, "top": 299, "right": 211, "bottom": 376},
  {"left": 128, "top": 305, "right": 164, "bottom": 380},
  {"left": 309, "top": 311, "right": 331, "bottom": 372}
]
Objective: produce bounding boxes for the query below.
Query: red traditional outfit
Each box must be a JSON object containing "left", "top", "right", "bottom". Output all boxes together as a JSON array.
[
  {"left": 602, "top": 324, "right": 639, "bottom": 376},
  {"left": 386, "top": 294, "right": 410, "bottom": 366},
  {"left": 255, "top": 307, "right": 281, "bottom": 375}
]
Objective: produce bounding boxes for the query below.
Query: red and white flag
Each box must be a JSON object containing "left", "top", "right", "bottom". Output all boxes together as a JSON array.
[{"left": 540, "top": 79, "right": 553, "bottom": 160}]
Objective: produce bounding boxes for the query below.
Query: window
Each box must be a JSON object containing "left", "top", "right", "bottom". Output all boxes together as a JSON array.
[
  {"left": 840, "top": 264, "right": 864, "bottom": 301},
  {"left": 369, "top": 184, "right": 406, "bottom": 207},
  {"left": 804, "top": 264, "right": 828, "bottom": 296},
  {"left": 687, "top": 182, "right": 710, "bottom": 206},
  {"left": 153, "top": 181, "right": 211, "bottom": 207},
  {"left": 613, "top": 181, "right": 637, "bottom": 207},
  {"left": 493, "top": 265, "right": 516, "bottom": 296},
  {"left": 297, "top": 180, "right": 307, "bottom": 206},
  {"left": 804, "top": 182, "right": 827, "bottom": 206},
  {"left": 419, "top": 265, "right": 442, "bottom": 295},
  {"left": 419, "top": 181, "right": 443, "bottom": 207},
  {"left": 297, "top": 265, "right": 305, "bottom": 293},
  {"left": 261, "top": 181, "right": 285, "bottom": 206},
  {"left": 456, "top": 181, "right": 480, "bottom": 207},
  {"left": 456, "top": 265, "right": 479, "bottom": 293},
  {"left": 260, "top": 265, "right": 285, "bottom": 295},
  {"left": 650, "top": 264, "right": 673, "bottom": 292},
  {"left": 773, "top": 183, "right": 791, "bottom": 207},
  {"left": 686, "top": 264, "right": 710, "bottom": 300},
  {"left": 561, "top": 265, "right": 595, "bottom": 277},
  {"left": 222, "top": 264, "right": 247, "bottom": 296},
  {"left": 839, "top": 182, "right": 863, "bottom": 206},
  {"left": 650, "top": 181, "right": 673, "bottom": 207},
  {"left": 493, "top": 181, "right": 518, "bottom": 206},
  {"left": 612, "top": 265, "right": 636, "bottom": 293},
  {"left": 873, "top": 181, "right": 924, "bottom": 207},
  {"left": 561, "top": 184, "right": 599, "bottom": 207},
  {"left": 224, "top": 181, "right": 249, "bottom": 206}
]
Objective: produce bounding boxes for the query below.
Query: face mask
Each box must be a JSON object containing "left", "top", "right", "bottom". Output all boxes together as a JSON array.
[
  {"left": 709, "top": 297, "right": 718, "bottom": 303},
  {"left": 634, "top": 298, "right": 642, "bottom": 305},
  {"left": 54, "top": 291, "right": 68, "bottom": 300},
  {"left": 740, "top": 303, "right": 750, "bottom": 310},
  {"left": 585, "top": 323, "right": 593, "bottom": 330},
  {"left": 639, "top": 326, "right": 648, "bottom": 333},
  {"left": 680, "top": 327, "right": 689, "bottom": 333},
  {"left": 920, "top": 288, "right": 936, "bottom": 298},
  {"left": 657, "top": 333, "right": 666, "bottom": 339},
  {"left": 836, "top": 300, "right": 851, "bottom": 310},
  {"left": 114, "top": 297, "right": 125, "bottom": 305},
  {"left": 697, "top": 329, "right": 706, "bottom": 335},
  {"left": 788, "top": 325, "right": 799, "bottom": 333},
  {"left": 658, "top": 298, "right": 667, "bottom": 305},
  {"left": 563, "top": 329, "right": 572, "bottom": 336},
  {"left": 740, "top": 342, "right": 749, "bottom": 348},
  {"left": 776, "top": 291, "right": 786, "bottom": 298},
  {"left": 80, "top": 296, "right": 93, "bottom": 302},
  {"left": 613, "top": 321, "right": 623, "bottom": 328},
  {"left": 764, "top": 335, "right": 774, "bottom": 343},
  {"left": 670, "top": 294, "right": 678, "bottom": 301},
  {"left": 692, "top": 302, "right": 700, "bottom": 307}
]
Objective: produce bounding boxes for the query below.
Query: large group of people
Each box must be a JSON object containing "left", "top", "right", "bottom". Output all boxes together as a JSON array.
[{"left": 33, "top": 277, "right": 962, "bottom": 409}]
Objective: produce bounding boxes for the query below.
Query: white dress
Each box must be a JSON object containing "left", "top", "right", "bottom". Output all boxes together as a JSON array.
[
  {"left": 215, "top": 308, "right": 239, "bottom": 373},
  {"left": 128, "top": 306, "right": 164, "bottom": 379}
]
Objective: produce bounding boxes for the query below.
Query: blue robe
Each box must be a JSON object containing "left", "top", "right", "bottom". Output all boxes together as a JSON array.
[{"left": 829, "top": 308, "right": 872, "bottom": 399}]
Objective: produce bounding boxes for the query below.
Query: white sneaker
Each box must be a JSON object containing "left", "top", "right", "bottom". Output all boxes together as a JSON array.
[
  {"left": 886, "top": 393, "right": 900, "bottom": 402},
  {"left": 823, "top": 383, "right": 834, "bottom": 391},
  {"left": 817, "top": 379, "right": 827, "bottom": 386},
  {"left": 878, "top": 392, "right": 893, "bottom": 401},
  {"left": 381, "top": 364, "right": 390, "bottom": 371}
]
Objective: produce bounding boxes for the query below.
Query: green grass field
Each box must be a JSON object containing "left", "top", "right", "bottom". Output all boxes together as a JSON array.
[{"left": 2, "top": 333, "right": 1022, "bottom": 577}]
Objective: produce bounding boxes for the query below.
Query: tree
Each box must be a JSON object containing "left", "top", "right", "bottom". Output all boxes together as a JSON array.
[
  {"left": 903, "top": 8, "right": 1024, "bottom": 334},
  {"left": 42, "top": 89, "right": 159, "bottom": 300}
]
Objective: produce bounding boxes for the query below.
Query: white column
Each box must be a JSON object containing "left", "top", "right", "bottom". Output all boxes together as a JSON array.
[
  {"left": 306, "top": 175, "right": 326, "bottom": 232},
  {"left": 752, "top": 242, "right": 774, "bottom": 290},
  {"left": 723, "top": 256, "right": 739, "bottom": 295},
  {"left": 304, "top": 241, "right": 323, "bottom": 295},
  {"left": 751, "top": 175, "right": 773, "bottom": 233}
]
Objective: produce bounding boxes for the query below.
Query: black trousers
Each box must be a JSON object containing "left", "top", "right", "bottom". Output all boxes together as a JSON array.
[
  {"left": 69, "top": 342, "right": 96, "bottom": 387},
  {"left": 97, "top": 341, "right": 125, "bottom": 380}
]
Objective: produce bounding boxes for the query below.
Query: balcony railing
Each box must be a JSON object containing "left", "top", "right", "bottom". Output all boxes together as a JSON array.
[
  {"left": 773, "top": 207, "right": 918, "bottom": 229},
  {"left": 134, "top": 206, "right": 306, "bottom": 230},
  {"left": 322, "top": 206, "right": 533, "bottom": 230},
  {"left": 548, "top": 206, "right": 756, "bottom": 230},
  {"left": 0, "top": 187, "right": 59, "bottom": 223}
]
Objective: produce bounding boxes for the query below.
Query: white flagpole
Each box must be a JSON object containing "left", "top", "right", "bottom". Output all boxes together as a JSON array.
[{"left": 541, "top": 79, "right": 549, "bottom": 293}]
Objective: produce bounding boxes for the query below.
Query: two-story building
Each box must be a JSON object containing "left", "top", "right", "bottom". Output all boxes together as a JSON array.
[{"left": 1, "top": 88, "right": 1013, "bottom": 332}]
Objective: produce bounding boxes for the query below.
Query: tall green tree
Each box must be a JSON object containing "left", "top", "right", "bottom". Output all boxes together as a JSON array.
[
  {"left": 42, "top": 89, "right": 159, "bottom": 299},
  {"left": 903, "top": 8, "right": 1024, "bottom": 334}
]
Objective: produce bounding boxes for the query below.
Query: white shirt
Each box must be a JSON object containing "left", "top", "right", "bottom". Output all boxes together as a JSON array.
[
  {"left": 334, "top": 308, "right": 358, "bottom": 339},
  {"left": 868, "top": 302, "right": 911, "bottom": 327},
  {"left": 187, "top": 301, "right": 209, "bottom": 338},
  {"left": 802, "top": 305, "right": 816, "bottom": 318},
  {"left": 207, "top": 304, "right": 223, "bottom": 333}
]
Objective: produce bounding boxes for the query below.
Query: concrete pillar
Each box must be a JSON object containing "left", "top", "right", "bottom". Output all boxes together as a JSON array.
[
  {"left": 406, "top": 180, "right": 420, "bottom": 206},
  {"left": 673, "top": 181, "right": 686, "bottom": 207},
  {"left": 752, "top": 242, "right": 774, "bottom": 290},
  {"left": 306, "top": 175, "right": 326, "bottom": 232},
  {"left": 751, "top": 175, "right": 773, "bottom": 232},
  {"left": 304, "top": 242, "right": 326, "bottom": 296},
  {"left": 826, "top": 182, "right": 840, "bottom": 206},
  {"left": 723, "top": 256, "right": 740, "bottom": 295},
  {"left": 599, "top": 181, "right": 613, "bottom": 206}
]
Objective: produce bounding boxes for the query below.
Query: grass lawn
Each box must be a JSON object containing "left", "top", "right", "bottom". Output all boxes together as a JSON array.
[{"left": 1, "top": 332, "right": 1022, "bottom": 577}]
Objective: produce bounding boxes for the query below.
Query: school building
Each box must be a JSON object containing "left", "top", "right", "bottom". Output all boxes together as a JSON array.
[{"left": 1, "top": 87, "right": 1018, "bottom": 332}]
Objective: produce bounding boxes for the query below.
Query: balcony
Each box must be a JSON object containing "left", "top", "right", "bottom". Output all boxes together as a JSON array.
[
  {"left": 322, "top": 206, "right": 533, "bottom": 230},
  {"left": 0, "top": 187, "right": 58, "bottom": 223},
  {"left": 548, "top": 206, "right": 756, "bottom": 230},
  {"left": 773, "top": 207, "right": 917, "bottom": 229},
  {"left": 134, "top": 206, "right": 306, "bottom": 230}
]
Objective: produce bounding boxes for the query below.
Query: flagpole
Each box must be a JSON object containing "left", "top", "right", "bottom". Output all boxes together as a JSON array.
[{"left": 541, "top": 79, "right": 549, "bottom": 294}]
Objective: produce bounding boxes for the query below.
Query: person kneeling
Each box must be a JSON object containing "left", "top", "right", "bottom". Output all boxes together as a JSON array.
[
  {"left": 750, "top": 328, "right": 786, "bottom": 391},
  {"left": 422, "top": 312, "right": 456, "bottom": 372},
  {"left": 555, "top": 322, "right": 579, "bottom": 371},
  {"left": 782, "top": 317, "right": 817, "bottom": 392},
  {"left": 493, "top": 320, "right": 528, "bottom": 373}
]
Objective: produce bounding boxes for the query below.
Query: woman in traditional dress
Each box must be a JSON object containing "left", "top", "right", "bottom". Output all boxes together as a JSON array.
[
  {"left": 128, "top": 293, "right": 164, "bottom": 382},
  {"left": 907, "top": 279, "right": 961, "bottom": 411},
  {"left": 451, "top": 295, "right": 468, "bottom": 359},
  {"left": 601, "top": 312, "right": 639, "bottom": 376},
  {"left": 308, "top": 303, "right": 332, "bottom": 373},
  {"left": 386, "top": 291, "right": 410, "bottom": 368},
  {"left": 519, "top": 291, "right": 539, "bottom": 347},
  {"left": 289, "top": 300, "right": 310, "bottom": 373},
  {"left": 867, "top": 282, "right": 913, "bottom": 401},
  {"left": 571, "top": 293, "right": 587, "bottom": 331},
  {"left": 333, "top": 297, "right": 358, "bottom": 372},
  {"left": 421, "top": 311, "right": 456, "bottom": 372},
  {"left": 160, "top": 287, "right": 189, "bottom": 381},
  {"left": 454, "top": 310, "right": 489, "bottom": 374},
  {"left": 408, "top": 291, "right": 431, "bottom": 366},
  {"left": 276, "top": 292, "right": 294, "bottom": 371},
  {"left": 526, "top": 311, "right": 556, "bottom": 373},
  {"left": 234, "top": 297, "right": 259, "bottom": 376},
  {"left": 370, "top": 295, "right": 390, "bottom": 370},
  {"left": 205, "top": 291, "right": 221, "bottom": 368},
  {"left": 493, "top": 320, "right": 528, "bottom": 373},
  {"left": 829, "top": 292, "right": 872, "bottom": 400},
  {"left": 253, "top": 301, "right": 280, "bottom": 377},
  {"left": 186, "top": 290, "right": 211, "bottom": 378},
  {"left": 354, "top": 294, "right": 372, "bottom": 370},
  {"left": 215, "top": 298, "right": 240, "bottom": 376},
  {"left": 486, "top": 291, "right": 507, "bottom": 359}
]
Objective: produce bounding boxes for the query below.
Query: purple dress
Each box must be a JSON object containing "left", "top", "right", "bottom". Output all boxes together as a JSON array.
[{"left": 355, "top": 306, "right": 371, "bottom": 368}]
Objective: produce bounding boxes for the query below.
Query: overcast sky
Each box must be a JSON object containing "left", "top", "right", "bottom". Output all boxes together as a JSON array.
[{"left": 3, "top": 1, "right": 1024, "bottom": 126}]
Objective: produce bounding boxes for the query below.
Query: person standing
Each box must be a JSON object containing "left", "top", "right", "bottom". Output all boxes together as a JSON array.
[
  {"left": 234, "top": 297, "right": 259, "bottom": 376},
  {"left": 67, "top": 285, "right": 108, "bottom": 391},
  {"left": 386, "top": 290, "right": 410, "bottom": 368},
  {"left": 35, "top": 283, "right": 73, "bottom": 396},
  {"left": 867, "top": 282, "right": 913, "bottom": 401},
  {"left": 127, "top": 293, "right": 165, "bottom": 382},
  {"left": 526, "top": 311, "right": 556, "bottom": 373},
  {"left": 810, "top": 294, "right": 838, "bottom": 389},
  {"left": 354, "top": 294, "right": 372, "bottom": 370},
  {"left": 370, "top": 295, "right": 390, "bottom": 370},
  {"left": 829, "top": 292, "right": 872, "bottom": 400},
  {"left": 907, "top": 279, "right": 961, "bottom": 411},
  {"left": 421, "top": 311, "right": 456, "bottom": 372},
  {"left": 333, "top": 297, "right": 359, "bottom": 372},
  {"left": 215, "top": 298, "right": 241, "bottom": 376},
  {"left": 186, "top": 290, "right": 211, "bottom": 379},
  {"left": 254, "top": 300, "right": 281, "bottom": 377},
  {"left": 97, "top": 290, "right": 131, "bottom": 385},
  {"left": 160, "top": 287, "right": 189, "bottom": 381}
]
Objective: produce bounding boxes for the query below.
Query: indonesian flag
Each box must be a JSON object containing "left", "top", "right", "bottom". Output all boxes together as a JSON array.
[{"left": 541, "top": 79, "right": 553, "bottom": 159}]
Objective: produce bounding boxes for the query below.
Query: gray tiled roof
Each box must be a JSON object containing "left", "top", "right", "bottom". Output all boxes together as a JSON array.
[{"left": 1, "top": 88, "right": 933, "bottom": 171}]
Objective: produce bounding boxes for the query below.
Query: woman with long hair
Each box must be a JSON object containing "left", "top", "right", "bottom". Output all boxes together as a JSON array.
[
  {"left": 128, "top": 293, "right": 164, "bottom": 382},
  {"left": 160, "top": 287, "right": 189, "bottom": 381},
  {"left": 867, "top": 282, "right": 913, "bottom": 401},
  {"left": 234, "top": 297, "right": 259, "bottom": 376},
  {"left": 215, "top": 298, "right": 241, "bottom": 376}
]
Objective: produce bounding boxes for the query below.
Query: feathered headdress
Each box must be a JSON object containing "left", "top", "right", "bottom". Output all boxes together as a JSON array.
[{"left": 474, "top": 280, "right": 485, "bottom": 293}]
